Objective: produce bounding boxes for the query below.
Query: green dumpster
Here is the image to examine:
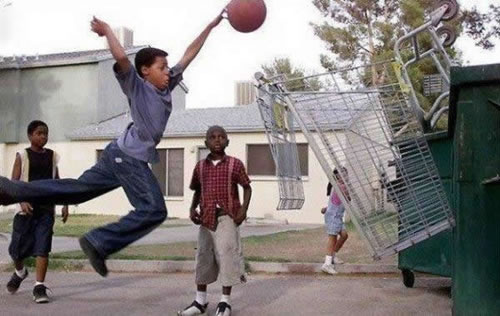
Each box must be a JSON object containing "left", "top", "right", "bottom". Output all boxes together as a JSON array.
[
  {"left": 449, "top": 64, "right": 500, "bottom": 315},
  {"left": 398, "top": 131, "right": 454, "bottom": 287}
]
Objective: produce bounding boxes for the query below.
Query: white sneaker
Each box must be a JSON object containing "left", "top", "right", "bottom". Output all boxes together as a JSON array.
[
  {"left": 215, "top": 302, "right": 231, "bottom": 316},
  {"left": 333, "top": 256, "right": 344, "bottom": 264},
  {"left": 321, "top": 263, "right": 337, "bottom": 275},
  {"left": 178, "top": 300, "right": 208, "bottom": 316}
]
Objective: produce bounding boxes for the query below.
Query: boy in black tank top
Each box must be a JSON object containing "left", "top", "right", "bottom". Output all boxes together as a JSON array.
[{"left": 6, "top": 120, "right": 69, "bottom": 304}]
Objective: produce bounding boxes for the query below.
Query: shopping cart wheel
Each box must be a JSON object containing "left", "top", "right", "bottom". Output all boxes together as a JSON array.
[
  {"left": 402, "top": 269, "right": 415, "bottom": 288},
  {"left": 435, "top": 0, "right": 459, "bottom": 21},
  {"left": 437, "top": 25, "right": 457, "bottom": 47}
]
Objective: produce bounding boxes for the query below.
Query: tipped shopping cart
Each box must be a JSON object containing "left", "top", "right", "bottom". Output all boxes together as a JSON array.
[{"left": 255, "top": 1, "right": 458, "bottom": 259}]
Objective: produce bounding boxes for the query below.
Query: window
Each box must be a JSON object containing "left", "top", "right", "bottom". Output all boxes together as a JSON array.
[
  {"left": 97, "top": 148, "right": 184, "bottom": 197},
  {"left": 153, "top": 149, "right": 184, "bottom": 197},
  {"left": 247, "top": 144, "right": 308, "bottom": 176}
]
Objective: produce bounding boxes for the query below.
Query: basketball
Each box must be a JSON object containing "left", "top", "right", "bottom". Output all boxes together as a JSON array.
[{"left": 226, "top": 0, "right": 267, "bottom": 33}]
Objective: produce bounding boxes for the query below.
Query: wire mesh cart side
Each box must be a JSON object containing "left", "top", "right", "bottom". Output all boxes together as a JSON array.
[
  {"left": 254, "top": 1, "right": 459, "bottom": 259},
  {"left": 255, "top": 76, "right": 305, "bottom": 210}
]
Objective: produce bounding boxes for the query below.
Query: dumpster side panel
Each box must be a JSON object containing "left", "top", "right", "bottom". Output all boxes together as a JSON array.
[
  {"left": 398, "top": 135, "right": 454, "bottom": 277},
  {"left": 452, "top": 85, "right": 500, "bottom": 315}
]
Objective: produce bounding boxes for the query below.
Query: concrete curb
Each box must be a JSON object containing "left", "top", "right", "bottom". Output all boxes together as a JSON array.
[{"left": 27, "top": 259, "right": 399, "bottom": 275}]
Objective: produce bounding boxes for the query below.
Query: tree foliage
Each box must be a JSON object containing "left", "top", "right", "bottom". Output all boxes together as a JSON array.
[{"left": 261, "top": 57, "right": 323, "bottom": 92}]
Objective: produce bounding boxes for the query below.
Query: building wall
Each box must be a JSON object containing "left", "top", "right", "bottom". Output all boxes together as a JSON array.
[
  {"left": 0, "top": 64, "right": 99, "bottom": 143},
  {"left": 0, "top": 58, "right": 187, "bottom": 144},
  {"left": 0, "top": 132, "right": 342, "bottom": 224},
  {"left": 0, "top": 69, "right": 21, "bottom": 142}
]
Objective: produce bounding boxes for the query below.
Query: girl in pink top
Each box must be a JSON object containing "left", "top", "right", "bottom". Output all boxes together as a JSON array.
[{"left": 321, "top": 167, "right": 350, "bottom": 274}]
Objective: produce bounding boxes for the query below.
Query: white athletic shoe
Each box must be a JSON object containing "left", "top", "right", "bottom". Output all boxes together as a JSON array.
[
  {"left": 215, "top": 302, "right": 231, "bottom": 316},
  {"left": 321, "top": 263, "right": 337, "bottom": 275},
  {"left": 178, "top": 300, "right": 208, "bottom": 316},
  {"left": 333, "top": 256, "right": 344, "bottom": 264}
]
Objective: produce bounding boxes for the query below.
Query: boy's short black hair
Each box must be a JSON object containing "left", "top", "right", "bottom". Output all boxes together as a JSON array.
[
  {"left": 135, "top": 47, "right": 168, "bottom": 78},
  {"left": 205, "top": 125, "right": 227, "bottom": 139},
  {"left": 27, "top": 120, "right": 48, "bottom": 135}
]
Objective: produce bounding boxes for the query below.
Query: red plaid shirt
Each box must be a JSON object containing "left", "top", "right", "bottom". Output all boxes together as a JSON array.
[{"left": 190, "top": 154, "right": 251, "bottom": 231}]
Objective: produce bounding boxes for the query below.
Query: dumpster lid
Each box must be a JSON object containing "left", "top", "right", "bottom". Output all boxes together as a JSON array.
[{"left": 449, "top": 63, "right": 500, "bottom": 136}]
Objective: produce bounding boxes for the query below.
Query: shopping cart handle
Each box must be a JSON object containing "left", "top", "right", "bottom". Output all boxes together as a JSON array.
[{"left": 482, "top": 175, "right": 500, "bottom": 186}]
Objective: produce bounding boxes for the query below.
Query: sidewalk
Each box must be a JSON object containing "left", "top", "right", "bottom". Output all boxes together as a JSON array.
[
  {"left": 0, "top": 272, "right": 452, "bottom": 315},
  {"left": 0, "top": 218, "right": 399, "bottom": 275}
]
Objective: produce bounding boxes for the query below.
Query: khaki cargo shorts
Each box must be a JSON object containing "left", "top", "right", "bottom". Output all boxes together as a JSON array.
[{"left": 195, "top": 215, "right": 246, "bottom": 287}]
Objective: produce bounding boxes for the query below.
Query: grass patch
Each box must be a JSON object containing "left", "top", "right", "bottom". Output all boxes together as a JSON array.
[
  {"left": 55, "top": 225, "right": 397, "bottom": 265},
  {"left": 0, "top": 214, "right": 189, "bottom": 237}
]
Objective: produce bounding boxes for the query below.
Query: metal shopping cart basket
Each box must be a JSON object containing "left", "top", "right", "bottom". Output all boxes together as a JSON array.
[{"left": 254, "top": 1, "right": 458, "bottom": 259}]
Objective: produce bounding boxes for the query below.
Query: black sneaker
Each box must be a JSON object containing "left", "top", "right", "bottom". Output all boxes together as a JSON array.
[
  {"left": 6, "top": 270, "right": 28, "bottom": 294},
  {"left": 215, "top": 302, "right": 232, "bottom": 316},
  {"left": 0, "top": 177, "right": 15, "bottom": 206},
  {"left": 79, "top": 236, "right": 108, "bottom": 277},
  {"left": 33, "top": 284, "right": 50, "bottom": 304}
]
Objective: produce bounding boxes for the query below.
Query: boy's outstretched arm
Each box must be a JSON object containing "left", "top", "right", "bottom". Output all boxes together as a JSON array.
[
  {"left": 177, "top": 10, "right": 225, "bottom": 71},
  {"left": 91, "top": 16, "right": 131, "bottom": 72}
]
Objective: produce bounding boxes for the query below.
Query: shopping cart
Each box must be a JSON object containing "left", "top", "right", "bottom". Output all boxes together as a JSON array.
[
  {"left": 254, "top": 1, "right": 458, "bottom": 259},
  {"left": 256, "top": 75, "right": 305, "bottom": 210}
]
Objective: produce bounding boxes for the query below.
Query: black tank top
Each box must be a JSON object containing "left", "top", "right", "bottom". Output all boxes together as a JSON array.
[{"left": 26, "top": 148, "right": 54, "bottom": 213}]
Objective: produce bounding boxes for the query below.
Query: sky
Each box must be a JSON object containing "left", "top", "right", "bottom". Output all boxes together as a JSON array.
[{"left": 1, "top": 0, "right": 499, "bottom": 109}]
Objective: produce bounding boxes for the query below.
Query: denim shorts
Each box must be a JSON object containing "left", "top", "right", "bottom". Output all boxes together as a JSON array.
[
  {"left": 9, "top": 209, "right": 55, "bottom": 260},
  {"left": 324, "top": 203, "right": 346, "bottom": 235}
]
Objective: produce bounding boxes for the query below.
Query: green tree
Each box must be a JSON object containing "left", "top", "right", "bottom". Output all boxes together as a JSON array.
[
  {"left": 261, "top": 57, "right": 323, "bottom": 92},
  {"left": 462, "top": 4, "right": 500, "bottom": 49},
  {"left": 310, "top": 0, "right": 499, "bottom": 129}
]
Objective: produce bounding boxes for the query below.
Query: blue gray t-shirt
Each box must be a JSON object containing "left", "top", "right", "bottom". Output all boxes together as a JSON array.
[{"left": 113, "top": 63, "right": 183, "bottom": 163}]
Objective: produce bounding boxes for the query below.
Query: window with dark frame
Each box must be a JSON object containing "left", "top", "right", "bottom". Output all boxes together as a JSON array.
[
  {"left": 247, "top": 144, "right": 308, "bottom": 176},
  {"left": 97, "top": 148, "right": 184, "bottom": 197}
]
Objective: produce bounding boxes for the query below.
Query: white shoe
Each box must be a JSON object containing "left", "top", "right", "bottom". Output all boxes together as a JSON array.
[
  {"left": 333, "top": 256, "right": 344, "bottom": 264},
  {"left": 215, "top": 302, "right": 231, "bottom": 316},
  {"left": 321, "top": 263, "right": 337, "bottom": 275},
  {"left": 178, "top": 300, "right": 208, "bottom": 315}
]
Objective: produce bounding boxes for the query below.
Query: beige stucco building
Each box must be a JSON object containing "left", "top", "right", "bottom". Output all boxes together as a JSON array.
[{"left": 0, "top": 49, "right": 346, "bottom": 224}]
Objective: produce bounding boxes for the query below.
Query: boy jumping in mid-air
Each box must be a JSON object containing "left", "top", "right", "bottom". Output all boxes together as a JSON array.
[
  {"left": 0, "top": 12, "right": 224, "bottom": 277},
  {"left": 178, "top": 126, "right": 252, "bottom": 316},
  {"left": 6, "top": 120, "right": 69, "bottom": 303}
]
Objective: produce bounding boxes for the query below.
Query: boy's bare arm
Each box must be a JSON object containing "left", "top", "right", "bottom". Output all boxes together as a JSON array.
[
  {"left": 91, "top": 16, "right": 131, "bottom": 72},
  {"left": 189, "top": 189, "right": 202, "bottom": 225},
  {"left": 235, "top": 185, "right": 252, "bottom": 225},
  {"left": 177, "top": 10, "right": 225, "bottom": 71},
  {"left": 11, "top": 153, "right": 33, "bottom": 215},
  {"left": 55, "top": 168, "right": 69, "bottom": 223},
  {"left": 11, "top": 153, "right": 21, "bottom": 181},
  {"left": 241, "top": 185, "right": 252, "bottom": 211}
]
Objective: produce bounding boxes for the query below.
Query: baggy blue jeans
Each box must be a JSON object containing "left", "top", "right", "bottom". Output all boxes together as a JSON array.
[{"left": 0, "top": 141, "right": 167, "bottom": 257}]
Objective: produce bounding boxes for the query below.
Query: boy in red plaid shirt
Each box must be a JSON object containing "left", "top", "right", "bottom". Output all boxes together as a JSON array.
[{"left": 178, "top": 126, "right": 252, "bottom": 316}]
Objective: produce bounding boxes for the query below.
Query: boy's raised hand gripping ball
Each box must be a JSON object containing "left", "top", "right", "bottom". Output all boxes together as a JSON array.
[{"left": 226, "top": 0, "right": 267, "bottom": 33}]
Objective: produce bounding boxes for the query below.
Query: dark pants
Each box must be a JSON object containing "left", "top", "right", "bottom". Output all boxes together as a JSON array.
[
  {"left": 9, "top": 210, "right": 55, "bottom": 260},
  {"left": 0, "top": 141, "right": 167, "bottom": 257}
]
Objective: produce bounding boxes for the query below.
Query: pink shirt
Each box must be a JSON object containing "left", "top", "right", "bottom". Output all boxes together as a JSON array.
[{"left": 330, "top": 182, "right": 347, "bottom": 206}]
